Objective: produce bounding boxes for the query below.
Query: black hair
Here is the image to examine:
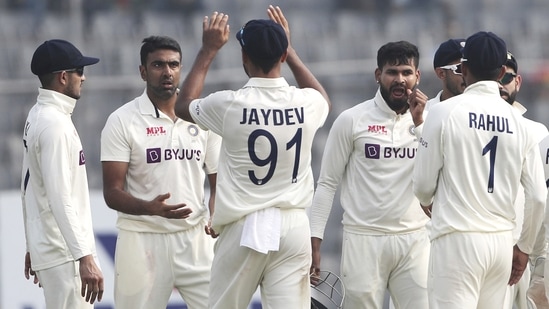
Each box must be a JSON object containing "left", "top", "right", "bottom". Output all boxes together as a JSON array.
[
  {"left": 464, "top": 63, "right": 502, "bottom": 81},
  {"left": 38, "top": 73, "right": 56, "bottom": 88},
  {"left": 140, "top": 36, "right": 182, "bottom": 66},
  {"left": 377, "top": 41, "right": 420, "bottom": 70},
  {"left": 247, "top": 54, "right": 280, "bottom": 74}
]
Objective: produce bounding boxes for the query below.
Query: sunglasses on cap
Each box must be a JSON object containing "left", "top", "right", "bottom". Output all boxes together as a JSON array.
[
  {"left": 499, "top": 72, "right": 517, "bottom": 85},
  {"left": 439, "top": 63, "right": 462, "bottom": 75},
  {"left": 237, "top": 20, "right": 251, "bottom": 47},
  {"left": 52, "top": 67, "right": 84, "bottom": 77}
]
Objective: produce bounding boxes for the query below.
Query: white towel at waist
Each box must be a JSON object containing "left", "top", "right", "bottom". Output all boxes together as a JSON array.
[{"left": 240, "top": 207, "right": 281, "bottom": 254}]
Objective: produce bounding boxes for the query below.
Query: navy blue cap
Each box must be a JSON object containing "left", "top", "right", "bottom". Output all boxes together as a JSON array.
[
  {"left": 236, "top": 19, "right": 288, "bottom": 61},
  {"left": 506, "top": 51, "right": 518, "bottom": 73},
  {"left": 462, "top": 31, "right": 507, "bottom": 72},
  {"left": 433, "top": 38, "right": 466, "bottom": 68},
  {"left": 31, "top": 39, "right": 99, "bottom": 76}
]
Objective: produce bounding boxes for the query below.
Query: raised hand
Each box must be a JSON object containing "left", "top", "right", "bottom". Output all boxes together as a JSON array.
[
  {"left": 407, "top": 87, "right": 428, "bottom": 127},
  {"left": 267, "top": 5, "right": 291, "bottom": 46},
  {"left": 202, "top": 12, "right": 230, "bottom": 53}
]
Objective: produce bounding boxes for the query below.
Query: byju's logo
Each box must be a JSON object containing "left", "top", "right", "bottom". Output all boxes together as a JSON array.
[
  {"left": 147, "top": 148, "right": 162, "bottom": 163},
  {"left": 79, "top": 150, "right": 86, "bottom": 165},
  {"left": 365, "top": 143, "right": 380, "bottom": 159}
]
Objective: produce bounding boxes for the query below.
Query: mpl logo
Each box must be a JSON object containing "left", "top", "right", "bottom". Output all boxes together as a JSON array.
[
  {"left": 146, "top": 126, "right": 167, "bottom": 136},
  {"left": 365, "top": 143, "right": 380, "bottom": 159},
  {"left": 147, "top": 148, "right": 162, "bottom": 163},
  {"left": 367, "top": 125, "right": 387, "bottom": 134}
]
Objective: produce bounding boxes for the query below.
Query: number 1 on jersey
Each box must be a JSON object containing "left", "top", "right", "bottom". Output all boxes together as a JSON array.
[{"left": 482, "top": 136, "right": 498, "bottom": 193}]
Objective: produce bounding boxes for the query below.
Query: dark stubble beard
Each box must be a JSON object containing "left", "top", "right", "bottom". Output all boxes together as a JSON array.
[
  {"left": 505, "top": 90, "right": 517, "bottom": 105},
  {"left": 500, "top": 89, "right": 517, "bottom": 105},
  {"left": 65, "top": 80, "right": 81, "bottom": 100},
  {"left": 149, "top": 84, "right": 177, "bottom": 100},
  {"left": 379, "top": 83, "right": 408, "bottom": 113}
]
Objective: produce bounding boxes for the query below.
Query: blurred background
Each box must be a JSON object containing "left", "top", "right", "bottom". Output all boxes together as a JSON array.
[{"left": 1, "top": 0, "right": 549, "bottom": 308}]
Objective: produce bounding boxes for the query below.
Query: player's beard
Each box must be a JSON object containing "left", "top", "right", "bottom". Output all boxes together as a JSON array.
[
  {"left": 500, "top": 88, "right": 517, "bottom": 105},
  {"left": 379, "top": 83, "right": 408, "bottom": 113},
  {"left": 64, "top": 79, "right": 81, "bottom": 100},
  {"left": 149, "top": 83, "right": 177, "bottom": 100},
  {"left": 446, "top": 77, "right": 465, "bottom": 97}
]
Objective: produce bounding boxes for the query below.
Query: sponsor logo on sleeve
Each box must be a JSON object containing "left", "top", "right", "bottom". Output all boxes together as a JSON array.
[{"left": 79, "top": 150, "right": 86, "bottom": 165}]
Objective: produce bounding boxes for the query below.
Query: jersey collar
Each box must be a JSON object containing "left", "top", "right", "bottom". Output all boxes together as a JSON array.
[
  {"left": 37, "top": 88, "right": 77, "bottom": 115},
  {"left": 243, "top": 77, "right": 289, "bottom": 88},
  {"left": 137, "top": 89, "right": 162, "bottom": 118}
]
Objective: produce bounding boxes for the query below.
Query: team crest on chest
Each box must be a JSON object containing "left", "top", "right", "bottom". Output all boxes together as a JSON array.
[
  {"left": 187, "top": 124, "right": 199, "bottom": 136},
  {"left": 408, "top": 125, "right": 415, "bottom": 136}
]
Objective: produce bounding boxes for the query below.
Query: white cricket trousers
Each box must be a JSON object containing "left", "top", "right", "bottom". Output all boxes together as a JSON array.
[
  {"left": 114, "top": 220, "right": 215, "bottom": 309},
  {"left": 429, "top": 231, "right": 513, "bottom": 309},
  {"left": 36, "top": 260, "right": 92, "bottom": 309},
  {"left": 341, "top": 229, "right": 429, "bottom": 309},
  {"left": 209, "top": 208, "right": 311, "bottom": 309}
]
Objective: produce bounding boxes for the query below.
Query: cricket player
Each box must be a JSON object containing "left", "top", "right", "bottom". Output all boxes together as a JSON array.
[
  {"left": 22, "top": 39, "right": 104, "bottom": 308},
  {"left": 426, "top": 38, "right": 466, "bottom": 110},
  {"left": 101, "top": 36, "right": 221, "bottom": 309},
  {"left": 174, "top": 6, "right": 330, "bottom": 309},
  {"left": 500, "top": 51, "right": 549, "bottom": 309},
  {"left": 413, "top": 31, "right": 547, "bottom": 309},
  {"left": 310, "top": 40, "right": 430, "bottom": 309},
  {"left": 540, "top": 136, "right": 549, "bottom": 304}
]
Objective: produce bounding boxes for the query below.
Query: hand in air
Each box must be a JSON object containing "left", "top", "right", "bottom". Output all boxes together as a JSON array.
[
  {"left": 407, "top": 87, "right": 428, "bottom": 126},
  {"left": 267, "top": 5, "right": 291, "bottom": 46},
  {"left": 202, "top": 11, "right": 230, "bottom": 52}
]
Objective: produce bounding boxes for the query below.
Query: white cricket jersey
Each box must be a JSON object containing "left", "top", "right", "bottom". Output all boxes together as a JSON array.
[
  {"left": 310, "top": 89, "right": 429, "bottom": 238},
  {"left": 21, "top": 88, "right": 97, "bottom": 271},
  {"left": 510, "top": 101, "right": 548, "bottom": 242},
  {"left": 425, "top": 90, "right": 443, "bottom": 111},
  {"left": 540, "top": 136, "right": 549, "bottom": 185},
  {"left": 413, "top": 81, "right": 547, "bottom": 254},
  {"left": 101, "top": 89, "right": 221, "bottom": 233},
  {"left": 189, "top": 77, "right": 329, "bottom": 228},
  {"left": 539, "top": 136, "right": 549, "bottom": 243}
]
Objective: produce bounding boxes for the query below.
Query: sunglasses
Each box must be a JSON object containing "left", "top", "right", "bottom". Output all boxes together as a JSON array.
[
  {"left": 499, "top": 72, "right": 517, "bottom": 85},
  {"left": 439, "top": 63, "right": 462, "bottom": 75},
  {"left": 52, "top": 67, "right": 84, "bottom": 77}
]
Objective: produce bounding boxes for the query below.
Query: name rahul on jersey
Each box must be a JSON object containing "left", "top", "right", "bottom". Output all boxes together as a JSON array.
[{"left": 469, "top": 112, "right": 514, "bottom": 134}]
